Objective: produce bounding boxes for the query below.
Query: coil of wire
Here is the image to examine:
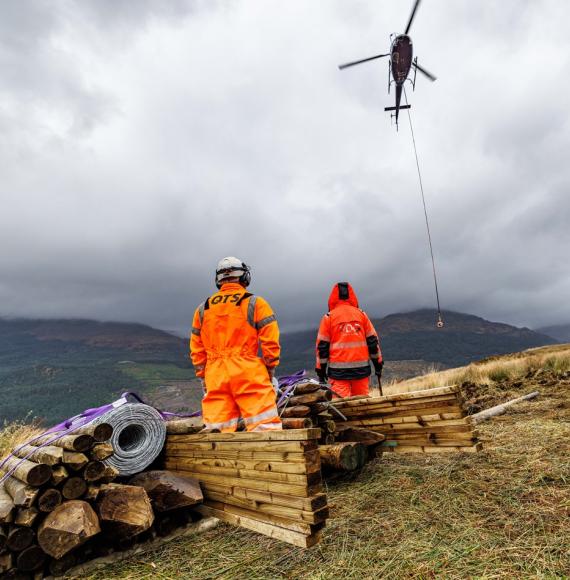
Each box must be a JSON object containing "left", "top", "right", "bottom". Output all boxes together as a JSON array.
[{"left": 93, "top": 403, "right": 166, "bottom": 476}]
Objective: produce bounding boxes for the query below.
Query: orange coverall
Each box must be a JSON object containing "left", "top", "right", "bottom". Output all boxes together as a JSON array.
[
  {"left": 315, "top": 283, "right": 383, "bottom": 398},
  {"left": 190, "top": 282, "right": 281, "bottom": 432}
]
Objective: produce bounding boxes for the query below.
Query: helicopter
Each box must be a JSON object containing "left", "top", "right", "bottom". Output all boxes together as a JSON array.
[{"left": 338, "top": 0, "right": 436, "bottom": 128}]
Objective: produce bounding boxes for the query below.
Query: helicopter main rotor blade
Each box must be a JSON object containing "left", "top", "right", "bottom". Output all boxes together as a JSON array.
[
  {"left": 338, "top": 53, "right": 389, "bottom": 70},
  {"left": 413, "top": 61, "right": 437, "bottom": 81},
  {"left": 404, "top": 0, "right": 422, "bottom": 35}
]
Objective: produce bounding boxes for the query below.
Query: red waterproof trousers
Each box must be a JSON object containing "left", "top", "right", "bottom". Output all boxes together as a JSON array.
[{"left": 329, "top": 377, "right": 370, "bottom": 399}]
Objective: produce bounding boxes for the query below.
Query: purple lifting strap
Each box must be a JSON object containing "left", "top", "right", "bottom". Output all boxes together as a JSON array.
[
  {"left": 277, "top": 370, "right": 308, "bottom": 407},
  {"left": 0, "top": 392, "right": 200, "bottom": 485}
]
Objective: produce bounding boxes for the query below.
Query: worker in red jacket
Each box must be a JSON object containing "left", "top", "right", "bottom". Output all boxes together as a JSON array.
[{"left": 315, "top": 282, "right": 383, "bottom": 398}]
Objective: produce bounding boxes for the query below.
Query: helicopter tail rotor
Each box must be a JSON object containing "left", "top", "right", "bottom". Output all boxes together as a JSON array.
[
  {"left": 404, "top": 0, "right": 422, "bottom": 35},
  {"left": 338, "top": 53, "right": 389, "bottom": 70}
]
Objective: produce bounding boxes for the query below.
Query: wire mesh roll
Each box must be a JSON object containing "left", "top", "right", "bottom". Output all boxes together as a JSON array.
[{"left": 93, "top": 403, "right": 166, "bottom": 476}]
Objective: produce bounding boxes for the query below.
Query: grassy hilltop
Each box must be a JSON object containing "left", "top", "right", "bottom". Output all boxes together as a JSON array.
[{"left": 1, "top": 344, "right": 568, "bottom": 578}]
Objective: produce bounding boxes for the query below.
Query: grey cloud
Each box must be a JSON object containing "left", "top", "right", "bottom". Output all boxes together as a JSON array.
[{"left": 0, "top": 0, "right": 569, "bottom": 335}]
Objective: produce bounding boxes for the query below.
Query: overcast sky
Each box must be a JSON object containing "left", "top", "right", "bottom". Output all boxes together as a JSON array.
[{"left": 0, "top": 0, "right": 569, "bottom": 334}]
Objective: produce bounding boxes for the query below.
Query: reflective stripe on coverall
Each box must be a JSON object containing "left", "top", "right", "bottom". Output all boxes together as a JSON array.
[
  {"left": 190, "top": 282, "right": 281, "bottom": 432},
  {"left": 316, "top": 282, "right": 383, "bottom": 398}
]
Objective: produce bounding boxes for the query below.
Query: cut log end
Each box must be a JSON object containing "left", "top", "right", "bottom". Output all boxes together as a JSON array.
[
  {"left": 129, "top": 471, "right": 203, "bottom": 512},
  {"left": 61, "top": 477, "right": 88, "bottom": 500},
  {"left": 319, "top": 442, "right": 367, "bottom": 472},
  {"left": 96, "top": 484, "right": 154, "bottom": 539},
  {"left": 70, "top": 434, "right": 95, "bottom": 453},
  {"left": 92, "top": 423, "right": 114, "bottom": 442},
  {"left": 16, "top": 545, "right": 46, "bottom": 573},
  {"left": 7, "top": 526, "right": 35, "bottom": 552},
  {"left": 38, "top": 500, "right": 100, "bottom": 559},
  {"left": 83, "top": 461, "right": 106, "bottom": 482},
  {"left": 38, "top": 488, "right": 63, "bottom": 513},
  {"left": 282, "top": 418, "right": 314, "bottom": 430}
]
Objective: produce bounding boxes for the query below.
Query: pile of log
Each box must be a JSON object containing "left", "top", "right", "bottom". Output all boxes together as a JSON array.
[
  {"left": 331, "top": 385, "right": 481, "bottom": 453},
  {"left": 163, "top": 428, "right": 329, "bottom": 548},
  {"left": 278, "top": 381, "right": 337, "bottom": 444},
  {"left": 0, "top": 423, "right": 203, "bottom": 578}
]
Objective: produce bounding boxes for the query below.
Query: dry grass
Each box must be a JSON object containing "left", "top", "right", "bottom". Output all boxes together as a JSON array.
[
  {"left": 384, "top": 343, "right": 570, "bottom": 395},
  {"left": 0, "top": 420, "right": 43, "bottom": 461},
  {"left": 80, "top": 353, "right": 570, "bottom": 579}
]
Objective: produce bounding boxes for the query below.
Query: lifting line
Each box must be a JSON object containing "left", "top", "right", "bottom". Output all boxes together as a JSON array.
[{"left": 403, "top": 87, "right": 444, "bottom": 328}]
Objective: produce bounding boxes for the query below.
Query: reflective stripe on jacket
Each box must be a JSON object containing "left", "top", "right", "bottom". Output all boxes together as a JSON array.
[
  {"left": 190, "top": 282, "right": 280, "bottom": 377},
  {"left": 316, "top": 282, "right": 382, "bottom": 380}
]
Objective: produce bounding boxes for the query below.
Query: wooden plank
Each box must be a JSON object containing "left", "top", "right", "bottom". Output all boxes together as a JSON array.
[
  {"left": 360, "top": 424, "right": 474, "bottom": 434},
  {"left": 161, "top": 455, "right": 320, "bottom": 475},
  {"left": 195, "top": 504, "right": 321, "bottom": 548},
  {"left": 340, "top": 417, "right": 471, "bottom": 428},
  {"left": 334, "top": 396, "right": 461, "bottom": 415},
  {"left": 164, "top": 439, "right": 317, "bottom": 453},
  {"left": 165, "top": 417, "right": 204, "bottom": 434},
  {"left": 204, "top": 490, "right": 329, "bottom": 524},
  {"left": 382, "top": 430, "right": 478, "bottom": 441},
  {"left": 197, "top": 481, "right": 327, "bottom": 511},
  {"left": 172, "top": 429, "right": 321, "bottom": 443},
  {"left": 391, "top": 443, "right": 482, "bottom": 454},
  {"left": 383, "top": 439, "right": 479, "bottom": 447},
  {"left": 163, "top": 460, "right": 320, "bottom": 485},
  {"left": 168, "top": 468, "right": 322, "bottom": 497},
  {"left": 337, "top": 396, "right": 459, "bottom": 411},
  {"left": 203, "top": 499, "right": 323, "bottom": 535},
  {"left": 338, "top": 404, "right": 464, "bottom": 419},
  {"left": 333, "top": 386, "right": 459, "bottom": 407},
  {"left": 164, "top": 447, "right": 316, "bottom": 464}
]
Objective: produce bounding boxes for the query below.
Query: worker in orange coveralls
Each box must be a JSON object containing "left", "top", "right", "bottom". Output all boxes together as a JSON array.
[
  {"left": 315, "top": 282, "right": 383, "bottom": 398},
  {"left": 190, "top": 257, "right": 282, "bottom": 432}
]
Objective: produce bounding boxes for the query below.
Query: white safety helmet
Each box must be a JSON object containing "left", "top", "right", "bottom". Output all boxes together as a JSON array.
[{"left": 215, "top": 256, "right": 251, "bottom": 289}]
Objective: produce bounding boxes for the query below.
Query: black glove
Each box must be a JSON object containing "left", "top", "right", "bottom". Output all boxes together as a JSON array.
[
  {"left": 316, "top": 366, "right": 328, "bottom": 383},
  {"left": 373, "top": 360, "right": 384, "bottom": 379}
]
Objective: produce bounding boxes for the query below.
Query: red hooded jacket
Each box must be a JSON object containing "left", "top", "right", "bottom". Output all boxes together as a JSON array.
[{"left": 315, "top": 282, "right": 383, "bottom": 380}]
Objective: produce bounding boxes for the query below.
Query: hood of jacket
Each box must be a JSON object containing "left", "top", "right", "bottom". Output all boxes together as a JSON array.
[{"left": 328, "top": 282, "right": 359, "bottom": 311}]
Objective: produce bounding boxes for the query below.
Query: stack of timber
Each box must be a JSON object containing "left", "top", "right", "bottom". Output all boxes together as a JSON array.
[
  {"left": 331, "top": 385, "right": 481, "bottom": 453},
  {"left": 0, "top": 422, "right": 203, "bottom": 578},
  {"left": 278, "top": 381, "right": 336, "bottom": 444},
  {"left": 163, "top": 428, "right": 328, "bottom": 547},
  {"left": 278, "top": 381, "right": 388, "bottom": 470}
]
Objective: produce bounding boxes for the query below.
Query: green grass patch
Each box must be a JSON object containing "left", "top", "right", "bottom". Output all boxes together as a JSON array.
[{"left": 119, "top": 362, "right": 195, "bottom": 385}]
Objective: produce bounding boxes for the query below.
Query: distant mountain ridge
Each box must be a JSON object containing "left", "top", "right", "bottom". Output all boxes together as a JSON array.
[
  {"left": 280, "top": 309, "right": 557, "bottom": 372},
  {"left": 536, "top": 323, "right": 570, "bottom": 343},
  {"left": 0, "top": 317, "right": 185, "bottom": 354}
]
